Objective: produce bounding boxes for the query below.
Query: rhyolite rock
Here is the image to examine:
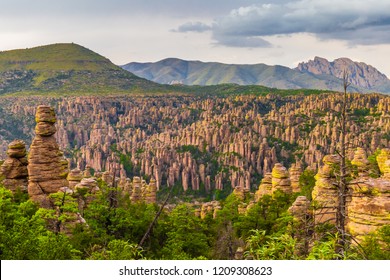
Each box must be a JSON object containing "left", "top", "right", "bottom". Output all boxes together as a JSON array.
[
  {"left": 288, "top": 196, "right": 311, "bottom": 220},
  {"left": 67, "top": 168, "right": 83, "bottom": 189},
  {"left": 271, "top": 163, "right": 292, "bottom": 194},
  {"left": 255, "top": 172, "right": 272, "bottom": 201},
  {"left": 311, "top": 154, "right": 340, "bottom": 225},
  {"left": 351, "top": 148, "right": 370, "bottom": 177},
  {"left": 348, "top": 177, "right": 390, "bottom": 242},
  {"left": 0, "top": 140, "right": 28, "bottom": 192},
  {"left": 28, "top": 106, "right": 69, "bottom": 208}
]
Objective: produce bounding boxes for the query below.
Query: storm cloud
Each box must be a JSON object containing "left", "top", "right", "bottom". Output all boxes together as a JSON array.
[{"left": 174, "top": 0, "right": 390, "bottom": 48}]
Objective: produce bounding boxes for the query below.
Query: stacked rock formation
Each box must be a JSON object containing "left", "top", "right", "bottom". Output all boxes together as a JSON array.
[
  {"left": 232, "top": 186, "right": 246, "bottom": 201},
  {"left": 289, "top": 163, "right": 302, "bottom": 193},
  {"left": 348, "top": 149, "right": 390, "bottom": 241},
  {"left": 0, "top": 140, "right": 28, "bottom": 192},
  {"left": 351, "top": 148, "right": 370, "bottom": 177},
  {"left": 67, "top": 168, "right": 83, "bottom": 189},
  {"left": 311, "top": 154, "right": 340, "bottom": 225},
  {"left": 376, "top": 148, "right": 390, "bottom": 177},
  {"left": 255, "top": 172, "right": 272, "bottom": 201},
  {"left": 27, "top": 106, "right": 69, "bottom": 208},
  {"left": 288, "top": 196, "right": 311, "bottom": 221},
  {"left": 144, "top": 178, "right": 157, "bottom": 204},
  {"left": 130, "top": 176, "right": 142, "bottom": 202},
  {"left": 271, "top": 163, "right": 292, "bottom": 194}
]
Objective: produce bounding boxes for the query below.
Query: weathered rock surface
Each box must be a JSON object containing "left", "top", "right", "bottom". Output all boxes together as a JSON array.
[
  {"left": 271, "top": 163, "right": 292, "bottom": 194},
  {"left": 288, "top": 196, "right": 311, "bottom": 220},
  {"left": 27, "top": 106, "right": 69, "bottom": 208},
  {"left": 0, "top": 140, "right": 28, "bottom": 192},
  {"left": 348, "top": 177, "right": 390, "bottom": 241},
  {"left": 255, "top": 172, "right": 272, "bottom": 201},
  {"left": 311, "top": 154, "right": 340, "bottom": 225},
  {"left": 2, "top": 93, "right": 390, "bottom": 196},
  {"left": 67, "top": 168, "right": 83, "bottom": 189}
]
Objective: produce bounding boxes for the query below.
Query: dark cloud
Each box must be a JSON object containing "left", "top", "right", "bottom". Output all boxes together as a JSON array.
[
  {"left": 172, "top": 22, "right": 212, "bottom": 33},
  {"left": 174, "top": 0, "right": 390, "bottom": 48}
]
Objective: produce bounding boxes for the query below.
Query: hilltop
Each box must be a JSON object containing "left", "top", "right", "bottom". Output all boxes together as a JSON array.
[{"left": 0, "top": 43, "right": 164, "bottom": 95}]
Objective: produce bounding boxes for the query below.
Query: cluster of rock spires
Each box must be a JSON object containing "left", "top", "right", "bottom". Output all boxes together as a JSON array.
[
  {"left": 0, "top": 105, "right": 158, "bottom": 233},
  {"left": 1, "top": 98, "right": 390, "bottom": 241},
  {"left": 2, "top": 93, "right": 390, "bottom": 196}
]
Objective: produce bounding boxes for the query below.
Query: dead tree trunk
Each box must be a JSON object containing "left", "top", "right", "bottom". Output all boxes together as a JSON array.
[{"left": 336, "top": 70, "right": 351, "bottom": 257}]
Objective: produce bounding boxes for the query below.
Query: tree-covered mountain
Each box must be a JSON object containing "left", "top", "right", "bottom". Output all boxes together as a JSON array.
[{"left": 122, "top": 57, "right": 390, "bottom": 93}]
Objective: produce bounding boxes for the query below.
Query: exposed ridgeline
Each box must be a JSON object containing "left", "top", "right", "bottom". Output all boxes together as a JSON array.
[
  {"left": 1, "top": 93, "right": 390, "bottom": 195},
  {"left": 296, "top": 57, "right": 390, "bottom": 93}
]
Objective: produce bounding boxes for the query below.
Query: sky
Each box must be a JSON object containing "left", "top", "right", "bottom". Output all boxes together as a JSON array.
[{"left": 1, "top": 0, "right": 390, "bottom": 76}]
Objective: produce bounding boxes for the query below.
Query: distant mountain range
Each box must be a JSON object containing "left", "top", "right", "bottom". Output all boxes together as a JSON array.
[
  {"left": 1, "top": 43, "right": 389, "bottom": 95},
  {"left": 122, "top": 57, "right": 390, "bottom": 93}
]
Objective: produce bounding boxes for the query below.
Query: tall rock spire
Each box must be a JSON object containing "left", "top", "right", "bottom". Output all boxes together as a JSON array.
[{"left": 27, "top": 105, "right": 69, "bottom": 208}]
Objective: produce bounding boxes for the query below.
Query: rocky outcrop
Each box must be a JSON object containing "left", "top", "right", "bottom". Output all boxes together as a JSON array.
[
  {"left": 67, "top": 168, "right": 83, "bottom": 189},
  {"left": 347, "top": 149, "right": 390, "bottom": 241},
  {"left": 288, "top": 196, "right": 311, "bottom": 220},
  {"left": 255, "top": 172, "right": 272, "bottom": 201},
  {"left": 289, "top": 163, "right": 302, "bottom": 193},
  {"left": 200, "top": 201, "right": 221, "bottom": 219},
  {"left": 351, "top": 147, "right": 370, "bottom": 177},
  {"left": 376, "top": 148, "right": 390, "bottom": 176},
  {"left": 311, "top": 155, "right": 340, "bottom": 225},
  {"left": 0, "top": 140, "right": 28, "bottom": 192},
  {"left": 348, "top": 177, "right": 390, "bottom": 241},
  {"left": 271, "top": 163, "right": 292, "bottom": 194},
  {"left": 296, "top": 56, "right": 390, "bottom": 91},
  {"left": 27, "top": 106, "right": 69, "bottom": 208}
]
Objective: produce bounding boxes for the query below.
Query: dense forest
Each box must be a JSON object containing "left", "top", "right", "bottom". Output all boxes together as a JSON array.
[{"left": 0, "top": 175, "right": 389, "bottom": 260}]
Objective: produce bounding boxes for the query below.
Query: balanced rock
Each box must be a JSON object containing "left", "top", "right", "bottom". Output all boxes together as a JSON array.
[
  {"left": 67, "top": 168, "right": 83, "bottom": 189},
  {"left": 271, "top": 163, "right": 292, "bottom": 194},
  {"left": 0, "top": 140, "right": 28, "bottom": 192},
  {"left": 28, "top": 106, "right": 69, "bottom": 208}
]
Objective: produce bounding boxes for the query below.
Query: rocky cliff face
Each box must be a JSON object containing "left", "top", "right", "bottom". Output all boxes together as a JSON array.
[{"left": 296, "top": 57, "right": 390, "bottom": 91}]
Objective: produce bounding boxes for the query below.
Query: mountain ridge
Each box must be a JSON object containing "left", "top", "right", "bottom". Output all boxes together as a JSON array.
[{"left": 122, "top": 57, "right": 390, "bottom": 93}]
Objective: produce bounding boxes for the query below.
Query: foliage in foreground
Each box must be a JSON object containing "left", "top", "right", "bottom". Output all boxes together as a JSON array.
[{"left": 0, "top": 181, "right": 388, "bottom": 260}]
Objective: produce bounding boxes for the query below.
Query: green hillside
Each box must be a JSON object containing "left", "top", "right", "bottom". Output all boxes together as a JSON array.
[{"left": 0, "top": 43, "right": 164, "bottom": 95}]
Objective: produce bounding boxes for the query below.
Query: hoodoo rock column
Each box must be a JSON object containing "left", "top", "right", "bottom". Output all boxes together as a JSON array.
[{"left": 27, "top": 105, "right": 69, "bottom": 208}]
